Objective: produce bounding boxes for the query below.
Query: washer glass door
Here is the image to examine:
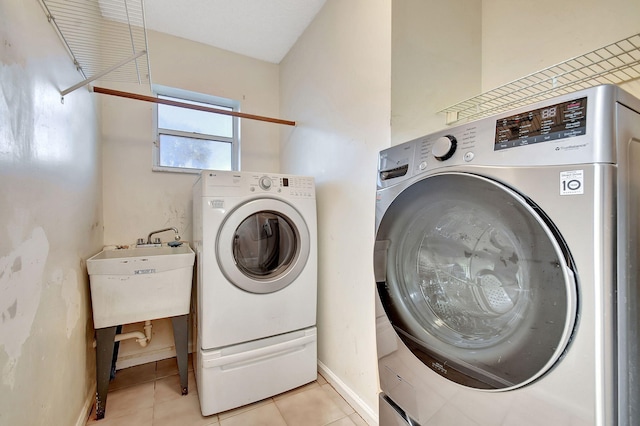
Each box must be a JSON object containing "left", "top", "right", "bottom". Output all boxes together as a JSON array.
[
  {"left": 375, "top": 173, "right": 578, "bottom": 390},
  {"left": 234, "top": 211, "right": 296, "bottom": 278},
  {"left": 218, "top": 198, "right": 310, "bottom": 294}
]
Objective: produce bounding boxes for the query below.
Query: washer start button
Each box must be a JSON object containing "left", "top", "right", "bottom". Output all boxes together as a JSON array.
[{"left": 464, "top": 152, "right": 475, "bottom": 162}]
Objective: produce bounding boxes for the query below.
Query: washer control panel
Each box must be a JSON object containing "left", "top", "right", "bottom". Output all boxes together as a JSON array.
[
  {"left": 250, "top": 174, "right": 315, "bottom": 198},
  {"left": 202, "top": 170, "right": 315, "bottom": 198},
  {"left": 494, "top": 97, "right": 587, "bottom": 151},
  {"left": 377, "top": 85, "right": 614, "bottom": 189},
  {"left": 377, "top": 124, "right": 478, "bottom": 184},
  {"left": 410, "top": 125, "right": 478, "bottom": 172}
]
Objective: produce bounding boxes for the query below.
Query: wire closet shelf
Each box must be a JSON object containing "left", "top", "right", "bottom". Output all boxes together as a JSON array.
[
  {"left": 38, "top": 0, "right": 151, "bottom": 97},
  {"left": 37, "top": 0, "right": 296, "bottom": 126},
  {"left": 439, "top": 33, "right": 640, "bottom": 124}
]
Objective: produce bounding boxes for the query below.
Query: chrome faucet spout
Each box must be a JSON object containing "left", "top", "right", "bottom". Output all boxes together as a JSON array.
[{"left": 146, "top": 227, "right": 181, "bottom": 244}]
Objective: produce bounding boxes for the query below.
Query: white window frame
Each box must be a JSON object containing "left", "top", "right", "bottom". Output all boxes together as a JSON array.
[{"left": 152, "top": 84, "right": 240, "bottom": 173}]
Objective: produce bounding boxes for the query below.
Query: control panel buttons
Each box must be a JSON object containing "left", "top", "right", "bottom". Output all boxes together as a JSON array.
[
  {"left": 464, "top": 152, "right": 475, "bottom": 162},
  {"left": 258, "top": 176, "right": 272, "bottom": 190},
  {"left": 419, "top": 161, "right": 428, "bottom": 170},
  {"left": 432, "top": 135, "right": 457, "bottom": 161}
]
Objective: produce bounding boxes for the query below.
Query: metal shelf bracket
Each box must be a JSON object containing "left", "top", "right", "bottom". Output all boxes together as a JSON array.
[
  {"left": 38, "top": 0, "right": 151, "bottom": 101},
  {"left": 60, "top": 50, "right": 147, "bottom": 99}
]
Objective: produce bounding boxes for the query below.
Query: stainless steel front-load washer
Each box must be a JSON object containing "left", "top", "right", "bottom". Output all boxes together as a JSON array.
[{"left": 374, "top": 85, "right": 640, "bottom": 425}]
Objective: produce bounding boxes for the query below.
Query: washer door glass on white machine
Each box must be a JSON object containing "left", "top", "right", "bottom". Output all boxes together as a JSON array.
[
  {"left": 217, "top": 198, "right": 310, "bottom": 294},
  {"left": 375, "top": 173, "right": 578, "bottom": 390},
  {"left": 234, "top": 212, "right": 296, "bottom": 279}
]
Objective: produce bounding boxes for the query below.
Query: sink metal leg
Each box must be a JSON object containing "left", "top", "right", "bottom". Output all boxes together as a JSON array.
[
  {"left": 171, "top": 314, "right": 189, "bottom": 395},
  {"left": 95, "top": 326, "right": 117, "bottom": 420},
  {"left": 110, "top": 325, "right": 123, "bottom": 380}
]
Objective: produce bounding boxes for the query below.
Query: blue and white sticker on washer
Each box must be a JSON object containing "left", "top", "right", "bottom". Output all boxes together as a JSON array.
[{"left": 560, "top": 170, "right": 584, "bottom": 195}]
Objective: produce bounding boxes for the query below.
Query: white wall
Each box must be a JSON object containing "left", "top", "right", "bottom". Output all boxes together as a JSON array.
[
  {"left": 100, "top": 30, "right": 283, "bottom": 366},
  {"left": 482, "top": 0, "right": 640, "bottom": 96},
  {"left": 102, "top": 30, "right": 282, "bottom": 247},
  {"left": 0, "top": 1, "right": 102, "bottom": 425},
  {"left": 3, "top": 1, "right": 637, "bottom": 423},
  {"left": 280, "top": 1, "right": 639, "bottom": 424},
  {"left": 391, "top": 0, "right": 482, "bottom": 143},
  {"left": 392, "top": 0, "right": 640, "bottom": 144},
  {"left": 279, "top": 1, "right": 392, "bottom": 423},
  {"left": 149, "top": 31, "right": 283, "bottom": 175}
]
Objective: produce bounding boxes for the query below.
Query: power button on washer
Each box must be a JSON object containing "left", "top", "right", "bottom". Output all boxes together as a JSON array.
[{"left": 464, "top": 152, "right": 475, "bottom": 162}]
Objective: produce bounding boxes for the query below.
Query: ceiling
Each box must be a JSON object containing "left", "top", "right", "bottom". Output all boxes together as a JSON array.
[{"left": 144, "top": 0, "right": 327, "bottom": 64}]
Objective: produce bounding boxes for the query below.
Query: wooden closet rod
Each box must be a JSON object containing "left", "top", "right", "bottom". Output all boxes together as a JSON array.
[{"left": 92, "top": 86, "right": 296, "bottom": 127}]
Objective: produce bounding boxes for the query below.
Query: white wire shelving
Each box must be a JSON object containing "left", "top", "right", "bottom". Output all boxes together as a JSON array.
[
  {"left": 36, "top": 1, "right": 296, "bottom": 126},
  {"left": 38, "top": 0, "right": 151, "bottom": 98},
  {"left": 439, "top": 33, "right": 640, "bottom": 124}
]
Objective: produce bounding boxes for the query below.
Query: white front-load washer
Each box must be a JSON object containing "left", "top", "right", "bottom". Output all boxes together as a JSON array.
[
  {"left": 192, "top": 170, "right": 317, "bottom": 416},
  {"left": 374, "top": 85, "right": 640, "bottom": 425}
]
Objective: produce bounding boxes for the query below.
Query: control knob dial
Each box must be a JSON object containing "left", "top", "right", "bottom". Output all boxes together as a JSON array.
[
  {"left": 259, "top": 176, "right": 272, "bottom": 190},
  {"left": 432, "top": 135, "right": 457, "bottom": 161}
]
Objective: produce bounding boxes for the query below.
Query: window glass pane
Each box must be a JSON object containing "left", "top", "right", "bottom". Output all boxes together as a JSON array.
[
  {"left": 158, "top": 96, "right": 233, "bottom": 137},
  {"left": 158, "top": 134, "right": 232, "bottom": 170}
]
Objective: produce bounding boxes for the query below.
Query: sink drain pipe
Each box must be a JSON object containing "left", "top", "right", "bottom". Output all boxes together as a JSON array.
[
  {"left": 92, "top": 320, "right": 153, "bottom": 348},
  {"left": 114, "top": 320, "right": 153, "bottom": 347}
]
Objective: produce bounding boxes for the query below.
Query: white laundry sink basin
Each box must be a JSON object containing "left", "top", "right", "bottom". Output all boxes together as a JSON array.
[{"left": 87, "top": 245, "right": 195, "bottom": 329}]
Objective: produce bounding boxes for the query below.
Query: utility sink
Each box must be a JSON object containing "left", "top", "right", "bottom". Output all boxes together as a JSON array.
[{"left": 87, "top": 245, "right": 195, "bottom": 329}]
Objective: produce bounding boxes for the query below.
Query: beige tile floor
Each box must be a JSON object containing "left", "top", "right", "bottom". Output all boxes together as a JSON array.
[{"left": 85, "top": 355, "right": 367, "bottom": 426}]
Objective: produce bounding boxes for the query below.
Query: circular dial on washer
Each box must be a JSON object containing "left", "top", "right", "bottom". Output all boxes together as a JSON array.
[
  {"left": 259, "top": 176, "right": 272, "bottom": 190},
  {"left": 432, "top": 135, "right": 457, "bottom": 161}
]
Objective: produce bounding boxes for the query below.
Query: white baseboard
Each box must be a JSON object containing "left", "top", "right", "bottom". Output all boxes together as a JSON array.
[
  {"left": 317, "top": 361, "right": 378, "bottom": 426},
  {"left": 75, "top": 384, "right": 95, "bottom": 426}
]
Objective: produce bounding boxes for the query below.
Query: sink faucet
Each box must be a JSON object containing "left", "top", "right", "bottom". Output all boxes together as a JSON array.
[{"left": 146, "top": 227, "right": 181, "bottom": 244}]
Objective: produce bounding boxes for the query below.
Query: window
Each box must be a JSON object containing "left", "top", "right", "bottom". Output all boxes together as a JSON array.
[{"left": 153, "top": 85, "right": 240, "bottom": 173}]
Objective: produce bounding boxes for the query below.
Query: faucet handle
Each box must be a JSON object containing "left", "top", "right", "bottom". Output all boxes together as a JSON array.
[
  {"left": 153, "top": 237, "right": 161, "bottom": 244},
  {"left": 137, "top": 238, "right": 144, "bottom": 245}
]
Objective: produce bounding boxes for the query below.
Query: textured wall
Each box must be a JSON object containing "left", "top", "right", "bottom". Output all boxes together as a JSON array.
[
  {"left": 279, "top": 1, "right": 392, "bottom": 423},
  {"left": 100, "top": 30, "right": 283, "bottom": 368},
  {"left": 391, "top": 0, "right": 482, "bottom": 143},
  {"left": 482, "top": 0, "right": 640, "bottom": 97},
  {"left": 0, "top": 1, "right": 102, "bottom": 425}
]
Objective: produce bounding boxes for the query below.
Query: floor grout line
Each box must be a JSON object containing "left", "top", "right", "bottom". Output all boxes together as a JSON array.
[{"left": 89, "top": 357, "right": 363, "bottom": 426}]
